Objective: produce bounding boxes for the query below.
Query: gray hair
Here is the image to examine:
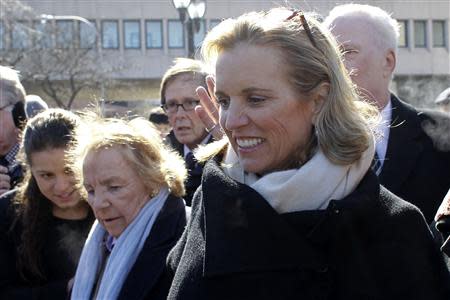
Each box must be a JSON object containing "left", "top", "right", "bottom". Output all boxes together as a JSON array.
[
  {"left": 324, "top": 4, "right": 399, "bottom": 53},
  {"left": 0, "top": 65, "right": 26, "bottom": 106}
]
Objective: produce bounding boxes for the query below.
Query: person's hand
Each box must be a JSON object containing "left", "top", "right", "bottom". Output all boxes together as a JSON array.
[
  {"left": 67, "top": 277, "right": 75, "bottom": 293},
  {"left": 0, "top": 166, "right": 11, "bottom": 196},
  {"left": 195, "top": 76, "right": 224, "bottom": 140},
  {"left": 435, "top": 188, "right": 450, "bottom": 221}
]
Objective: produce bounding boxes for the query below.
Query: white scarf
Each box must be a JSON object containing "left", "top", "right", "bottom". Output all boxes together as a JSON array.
[
  {"left": 223, "top": 139, "right": 374, "bottom": 214},
  {"left": 71, "top": 188, "right": 169, "bottom": 300}
]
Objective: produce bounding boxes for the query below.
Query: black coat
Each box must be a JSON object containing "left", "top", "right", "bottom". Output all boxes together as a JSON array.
[
  {"left": 166, "top": 131, "right": 213, "bottom": 206},
  {"left": 0, "top": 191, "right": 94, "bottom": 300},
  {"left": 167, "top": 157, "right": 450, "bottom": 300},
  {"left": 379, "top": 95, "right": 450, "bottom": 223},
  {"left": 117, "top": 194, "right": 187, "bottom": 300}
]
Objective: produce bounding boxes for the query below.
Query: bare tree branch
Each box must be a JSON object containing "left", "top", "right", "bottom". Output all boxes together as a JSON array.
[{"left": 1, "top": 0, "right": 124, "bottom": 109}]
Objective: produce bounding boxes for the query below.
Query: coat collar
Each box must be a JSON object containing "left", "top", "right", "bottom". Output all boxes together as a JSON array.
[
  {"left": 201, "top": 159, "right": 328, "bottom": 278},
  {"left": 379, "top": 94, "right": 424, "bottom": 191},
  {"left": 118, "top": 195, "right": 185, "bottom": 300}
]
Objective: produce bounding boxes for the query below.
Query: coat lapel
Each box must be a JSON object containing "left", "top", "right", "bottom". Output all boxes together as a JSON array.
[
  {"left": 118, "top": 196, "right": 185, "bottom": 300},
  {"left": 379, "top": 95, "right": 424, "bottom": 191},
  {"left": 201, "top": 160, "right": 326, "bottom": 277}
]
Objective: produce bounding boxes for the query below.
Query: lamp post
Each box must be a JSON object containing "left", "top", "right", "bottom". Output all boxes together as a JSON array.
[
  {"left": 39, "top": 14, "right": 106, "bottom": 103},
  {"left": 172, "top": 0, "right": 206, "bottom": 58}
]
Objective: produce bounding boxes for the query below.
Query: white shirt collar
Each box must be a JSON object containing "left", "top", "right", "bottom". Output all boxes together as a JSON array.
[
  {"left": 375, "top": 99, "right": 392, "bottom": 162},
  {"left": 183, "top": 133, "right": 212, "bottom": 158}
]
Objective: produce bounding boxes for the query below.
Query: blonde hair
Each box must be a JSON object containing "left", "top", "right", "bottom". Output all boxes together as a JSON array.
[
  {"left": 74, "top": 116, "right": 187, "bottom": 198},
  {"left": 199, "top": 8, "right": 378, "bottom": 165},
  {"left": 160, "top": 58, "right": 210, "bottom": 105},
  {"left": 0, "top": 65, "right": 26, "bottom": 106}
]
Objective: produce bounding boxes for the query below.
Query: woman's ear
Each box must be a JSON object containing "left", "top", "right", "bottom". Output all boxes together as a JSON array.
[{"left": 311, "top": 82, "right": 329, "bottom": 124}]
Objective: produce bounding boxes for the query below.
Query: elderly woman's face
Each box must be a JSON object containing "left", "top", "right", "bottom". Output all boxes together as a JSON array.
[
  {"left": 215, "top": 44, "right": 317, "bottom": 174},
  {"left": 83, "top": 147, "right": 150, "bottom": 238}
]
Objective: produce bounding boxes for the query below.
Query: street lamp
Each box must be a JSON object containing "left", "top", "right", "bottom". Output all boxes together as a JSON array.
[
  {"left": 172, "top": 0, "right": 206, "bottom": 58},
  {"left": 39, "top": 14, "right": 106, "bottom": 108}
]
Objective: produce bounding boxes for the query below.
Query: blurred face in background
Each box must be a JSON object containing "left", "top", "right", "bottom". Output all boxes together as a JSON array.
[
  {"left": 164, "top": 74, "right": 208, "bottom": 149},
  {"left": 0, "top": 101, "right": 20, "bottom": 156},
  {"left": 215, "top": 44, "right": 318, "bottom": 175},
  {"left": 328, "top": 17, "right": 390, "bottom": 109},
  {"left": 83, "top": 147, "right": 151, "bottom": 238}
]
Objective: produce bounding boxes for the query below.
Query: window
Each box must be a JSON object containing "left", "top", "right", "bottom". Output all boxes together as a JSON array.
[
  {"left": 414, "top": 20, "right": 427, "bottom": 48},
  {"left": 209, "top": 19, "right": 221, "bottom": 30},
  {"left": 11, "top": 21, "right": 30, "bottom": 49},
  {"left": 193, "top": 20, "right": 206, "bottom": 48},
  {"left": 33, "top": 20, "right": 53, "bottom": 48},
  {"left": 56, "top": 20, "right": 74, "bottom": 48},
  {"left": 168, "top": 20, "right": 184, "bottom": 48},
  {"left": 102, "top": 20, "right": 119, "bottom": 49},
  {"left": 79, "top": 20, "right": 97, "bottom": 48},
  {"left": 433, "top": 20, "right": 446, "bottom": 47},
  {"left": 124, "top": 20, "right": 140, "bottom": 49},
  {"left": 0, "top": 21, "right": 4, "bottom": 49},
  {"left": 145, "top": 20, "right": 162, "bottom": 48},
  {"left": 398, "top": 20, "right": 408, "bottom": 48}
]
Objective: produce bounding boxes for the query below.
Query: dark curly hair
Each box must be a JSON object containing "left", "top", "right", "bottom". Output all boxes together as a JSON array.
[{"left": 11, "top": 108, "right": 84, "bottom": 282}]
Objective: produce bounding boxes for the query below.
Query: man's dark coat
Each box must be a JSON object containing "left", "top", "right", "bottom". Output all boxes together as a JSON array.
[
  {"left": 379, "top": 95, "right": 450, "bottom": 223},
  {"left": 166, "top": 131, "right": 213, "bottom": 206},
  {"left": 166, "top": 158, "right": 450, "bottom": 300}
]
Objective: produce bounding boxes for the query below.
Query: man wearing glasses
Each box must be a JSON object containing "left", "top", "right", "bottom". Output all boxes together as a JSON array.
[
  {"left": 160, "top": 58, "right": 213, "bottom": 206},
  {"left": 0, "top": 66, "right": 27, "bottom": 196}
]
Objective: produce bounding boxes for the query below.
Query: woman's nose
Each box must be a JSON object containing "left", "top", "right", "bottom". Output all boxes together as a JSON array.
[
  {"left": 224, "top": 100, "right": 248, "bottom": 131},
  {"left": 54, "top": 176, "right": 71, "bottom": 194},
  {"left": 90, "top": 191, "right": 110, "bottom": 210}
]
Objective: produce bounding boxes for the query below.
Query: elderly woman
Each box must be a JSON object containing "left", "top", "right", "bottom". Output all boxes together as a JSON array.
[
  {"left": 166, "top": 8, "right": 450, "bottom": 299},
  {"left": 70, "top": 118, "right": 187, "bottom": 300}
]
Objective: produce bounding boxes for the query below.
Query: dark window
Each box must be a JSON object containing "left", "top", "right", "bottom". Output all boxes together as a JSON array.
[
  {"left": 414, "top": 20, "right": 427, "bottom": 48},
  {"left": 433, "top": 20, "right": 446, "bottom": 47},
  {"left": 209, "top": 19, "right": 221, "bottom": 30},
  {"left": 102, "top": 20, "right": 119, "bottom": 49},
  {"left": 33, "top": 20, "right": 53, "bottom": 48},
  {"left": 398, "top": 20, "right": 408, "bottom": 48},
  {"left": 0, "top": 21, "right": 4, "bottom": 49},
  {"left": 56, "top": 20, "right": 74, "bottom": 48},
  {"left": 124, "top": 20, "right": 140, "bottom": 49},
  {"left": 168, "top": 20, "right": 184, "bottom": 48},
  {"left": 11, "top": 21, "right": 30, "bottom": 49},
  {"left": 145, "top": 20, "right": 163, "bottom": 48},
  {"left": 193, "top": 19, "right": 206, "bottom": 48},
  {"left": 79, "top": 20, "right": 97, "bottom": 48}
]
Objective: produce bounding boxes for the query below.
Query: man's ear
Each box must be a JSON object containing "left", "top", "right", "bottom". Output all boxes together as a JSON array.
[
  {"left": 383, "top": 49, "right": 396, "bottom": 78},
  {"left": 312, "top": 82, "right": 329, "bottom": 124}
]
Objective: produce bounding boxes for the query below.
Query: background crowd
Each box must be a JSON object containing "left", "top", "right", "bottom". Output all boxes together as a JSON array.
[{"left": 0, "top": 3, "right": 450, "bottom": 300}]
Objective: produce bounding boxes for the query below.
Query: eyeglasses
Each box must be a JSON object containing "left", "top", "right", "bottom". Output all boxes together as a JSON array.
[
  {"left": 286, "top": 10, "right": 317, "bottom": 48},
  {"left": 161, "top": 99, "right": 200, "bottom": 114}
]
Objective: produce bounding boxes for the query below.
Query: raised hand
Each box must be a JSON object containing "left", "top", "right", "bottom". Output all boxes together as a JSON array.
[{"left": 195, "top": 76, "right": 223, "bottom": 140}]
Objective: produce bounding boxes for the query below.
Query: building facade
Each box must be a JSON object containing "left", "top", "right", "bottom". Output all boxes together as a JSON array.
[{"left": 2, "top": 0, "right": 449, "bottom": 111}]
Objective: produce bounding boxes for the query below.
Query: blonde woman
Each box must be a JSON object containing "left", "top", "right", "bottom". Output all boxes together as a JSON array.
[{"left": 166, "top": 8, "right": 450, "bottom": 299}]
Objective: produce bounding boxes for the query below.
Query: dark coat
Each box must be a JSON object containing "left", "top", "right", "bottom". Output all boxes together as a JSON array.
[
  {"left": 0, "top": 191, "right": 94, "bottom": 300},
  {"left": 167, "top": 157, "right": 450, "bottom": 300},
  {"left": 166, "top": 131, "right": 213, "bottom": 206},
  {"left": 117, "top": 194, "right": 187, "bottom": 300},
  {"left": 379, "top": 95, "right": 450, "bottom": 223}
]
